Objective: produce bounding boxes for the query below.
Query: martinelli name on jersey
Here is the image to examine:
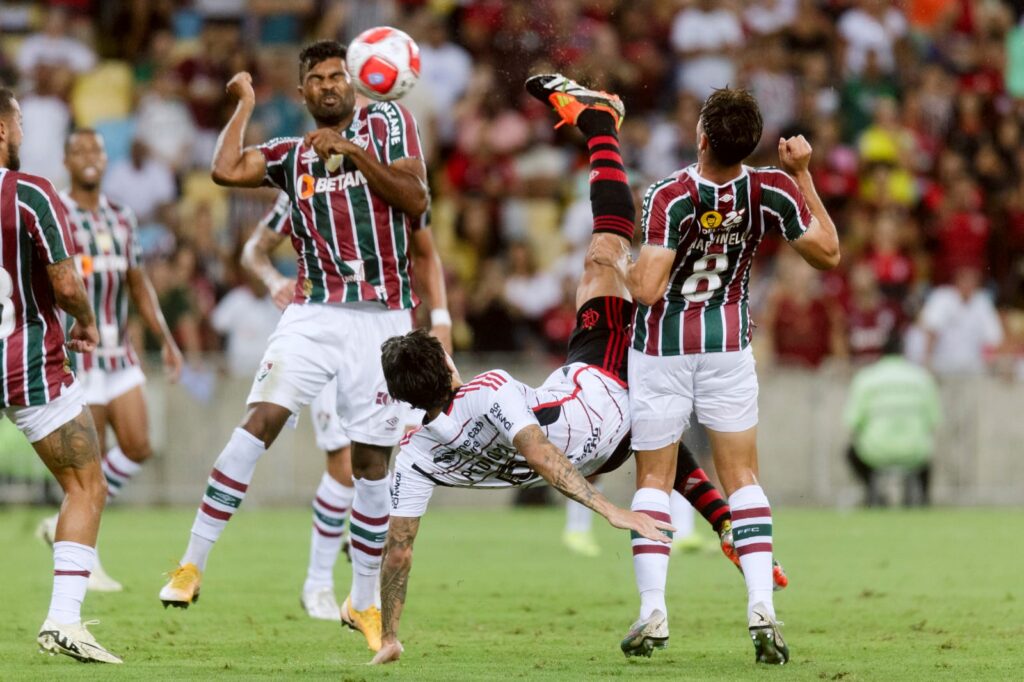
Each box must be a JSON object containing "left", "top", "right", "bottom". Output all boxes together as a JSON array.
[
  {"left": 633, "top": 165, "right": 812, "bottom": 356},
  {"left": 394, "top": 365, "right": 630, "bottom": 491},
  {"left": 0, "top": 169, "right": 77, "bottom": 407},
  {"left": 257, "top": 100, "right": 425, "bottom": 310},
  {"left": 60, "top": 193, "right": 141, "bottom": 372}
]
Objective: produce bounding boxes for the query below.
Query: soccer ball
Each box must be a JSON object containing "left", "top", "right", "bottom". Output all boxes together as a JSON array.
[{"left": 347, "top": 26, "right": 421, "bottom": 101}]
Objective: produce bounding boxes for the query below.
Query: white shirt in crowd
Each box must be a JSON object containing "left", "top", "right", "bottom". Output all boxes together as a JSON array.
[
  {"left": 104, "top": 157, "right": 177, "bottom": 223},
  {"left": 17, "top": 32, "right": 96, "bottom": 76},
  {"left": 670, "top": 6, "right": 744, "bottom": 99},
  {"left": 837, "top": 6, "right": 908, "bottom": 75},
  {"left": 418, "top": 40, "right": 472, "bottom": 144},
  {"left": 919, "top": 286, "right": 1003, "bottom": 376},
  {"left": 210, "top": 287, "right": 283, "bottom": 378},
  {"left": 18, "top": 94, "right": 70, "bottom": 189}
]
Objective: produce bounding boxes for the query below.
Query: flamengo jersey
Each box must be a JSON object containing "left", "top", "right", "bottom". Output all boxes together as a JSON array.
[
  {"left": 60, "top": 193, "right": 140, "bottom": 372},
  {"left": 258, "top": 101, "right": 425, "bottom": 310},
  {"left": 0, "top": 169, "right": 77, "bottom": 407},
  {"left": 394, "top": 364, "right": 630, "bottom": 490},
  {"left": 633, "top": 165, "right": 812, "bottom": 356}
]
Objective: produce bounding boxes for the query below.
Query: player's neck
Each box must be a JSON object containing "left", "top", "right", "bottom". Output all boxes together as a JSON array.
[
  {"left": 695, "top": 159, "right": 743, "bottom": 186},
  {"left": 425, "top": 380, "right": 463, "bottom": 422},
  {"left": 314, "top": 112, "right": 355, "bottom": 131},
  {"left": 69, "top": 185, "right": 101, "bottom": 211}
]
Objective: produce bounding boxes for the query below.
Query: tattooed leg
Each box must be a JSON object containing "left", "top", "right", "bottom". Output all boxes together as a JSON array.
[
  {"left": 33, "top": 408, "right": 106, "bottom": 546},
  {"left": 380, "top": 515, "right": 421, "bottom": 648}
]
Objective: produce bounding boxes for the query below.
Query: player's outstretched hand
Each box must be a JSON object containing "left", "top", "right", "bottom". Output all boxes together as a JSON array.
[
  {"left": 370, "top": 640, "right": 403, "bottom": 665},
  {"left": 226, "top": 72, "right": 255, "bottom": 104},
  {"left": 67, "top": 321, "right": 99, "bottom": 354},
  {"left": 606, "top": 507, "right": 674, "bottom": 544},
  {"left": 162, "top": 343, "right": 184, "bottom": 383},
  {"left": 270, "top": 277, "right": 296, "bottom": 311},
  {"left": 778, "top": 135, "right": 812, "bottom": 176}
]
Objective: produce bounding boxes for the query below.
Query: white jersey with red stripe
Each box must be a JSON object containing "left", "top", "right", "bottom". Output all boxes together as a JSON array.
[{"left": 391, "top": 363, "right": 629, "bottom": 515}]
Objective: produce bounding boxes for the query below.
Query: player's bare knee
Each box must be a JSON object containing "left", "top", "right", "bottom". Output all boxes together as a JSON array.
[
  {"left": 351, "top": 443, "right": 391, "bottom": 480},
  {"left": 122, "top": 440, "right": 153, "bottom": 463},
  {"left": 240, "top": 403, "right": 290, "bottom": 446}
]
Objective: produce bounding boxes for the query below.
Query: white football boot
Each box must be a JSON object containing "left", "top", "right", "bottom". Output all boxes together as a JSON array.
[
  {"left": 300, "top": 586, "right": 341, "bottom": 621},
  {"left": 37, "top": 619, "right": 123, "bottom": 663},
  {"left": 620, "top": 609, "right": 669, "bottom": 657}
]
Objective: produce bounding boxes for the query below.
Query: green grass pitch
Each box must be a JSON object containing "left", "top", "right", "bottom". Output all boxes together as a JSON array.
[{"left": 1, "top": 506, "right": 1022, "bottom": 680}]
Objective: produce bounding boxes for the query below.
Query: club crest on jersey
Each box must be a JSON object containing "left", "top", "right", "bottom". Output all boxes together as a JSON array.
[
  {"left": 297, "top": 171, "right": 368, "bottom": 199},
  {"left": 256, "top": 361, "right": 274, "bottom": 382},
  {"left": 302, "top": 278, "right": 313, "bottom": 297},
  {"left": 581, "top": 309, "right": 600, "bottom": 329},
  {"left": 700, "top": 210, "right": 724, "bottom": 230}
]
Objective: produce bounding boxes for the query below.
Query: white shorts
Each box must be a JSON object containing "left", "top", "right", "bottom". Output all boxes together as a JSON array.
[
  {"left": 1, "top": 381, "right": 86, "bottom": 443},
  {"left": 311, "top": 378, "right": 351, "bottom": 452},
  {"left": 628, "top": 346, "right": 758, "bottom": 450},
  {"left": 247, "top": 302, "right": 412, "bottom": 447},
  {"left": 78, "top": 365, "right": 146, "bottom": 406},
  {"left": 390, "top": 453, "right": 436, "bottom": 518}
]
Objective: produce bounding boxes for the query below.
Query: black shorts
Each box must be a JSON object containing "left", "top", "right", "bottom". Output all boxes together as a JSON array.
[{"left": 565, "top": 296, "right": 633, "bottom": 383}]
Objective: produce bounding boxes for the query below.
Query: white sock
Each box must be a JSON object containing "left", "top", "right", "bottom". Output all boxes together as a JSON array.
[
  {"left": 349, "top": 476, "right": 389, "bottom": 610},
  {"left": 669, "top": 490, "right": 695, "bottom": 541},
  {"left": 101, "top": 446, "right": 141, "bottom": 500},
  {"left": 729, "top": 484, "right": 775, "bottom": 619},
  {"left": 565, "top": 499, "right": 593, "bottom": 533},
  {"left": 183, "top": 428, "right": 266, "bottom": 571},
  {"left": 48, "top": 541, "right": 96, "bottom": 625},
  {"left": 304, "top": 472, "right": 355, "bottom": 594},
  {"left": 630, "top": 488, "right": 671, "bottom": 620}
]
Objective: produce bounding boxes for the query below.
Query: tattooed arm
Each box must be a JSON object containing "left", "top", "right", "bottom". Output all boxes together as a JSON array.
[
  {"left": 371, "top": 515, "right": 421, "bottom": 665},
  {"left": 513, "top": 425, "right": 673, "bottom": 542},
  {"left": 46, "top": 258, "right": 98, "bottom": 353}
]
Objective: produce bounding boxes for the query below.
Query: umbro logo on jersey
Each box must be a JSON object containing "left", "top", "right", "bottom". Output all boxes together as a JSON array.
[
  {"left": 297, "top": 171, "right": 368, "bottom": 199},
  {"left": 301, "top": 149, "right": 319, "bottom": 164},
  {"left": 720, "top": 193, "right": 734, "bottom": 202}
]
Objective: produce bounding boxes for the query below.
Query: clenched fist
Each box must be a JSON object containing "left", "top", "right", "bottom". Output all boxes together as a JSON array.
[
  {"left": 778, "top": 135, "right": 813, "bottom": 176},
  {"left": 226, "top": 72, "right": 255, "bottom": 104}
]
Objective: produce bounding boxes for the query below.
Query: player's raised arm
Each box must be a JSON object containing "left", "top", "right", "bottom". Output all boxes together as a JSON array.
[
  {"left": 777, "top": 135, "right": 840, "bottom": 270},
  {"left": 371, "top": 514, "right": 421, "bottom": 665},
  {"left": 514, "top": 425, "right": 674, "bottom": 542},
  {"left": 210, "top": 72, "right": 268, "bottom": 188}
]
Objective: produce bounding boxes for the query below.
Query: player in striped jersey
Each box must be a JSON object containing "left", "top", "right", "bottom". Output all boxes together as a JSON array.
[
  {"left": 0, "top": 89, "right": 121, "bottom": 663},
  {"left": 240, "top": 191, "right": 448, "bottom": 622},
  {"left": 618, "top": 88, "right": 840, "bottom": 664},
  {"left": 369, "top": 77, "right": 785, "bottom": 664},
  {"left": 160, "top": 41, "right": 437, "bottom": 649},
  {"left": 37, "top": 129, "right": 184, "bottom": 593}
]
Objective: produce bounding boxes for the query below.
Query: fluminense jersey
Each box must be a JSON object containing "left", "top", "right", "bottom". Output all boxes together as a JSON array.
[
  {"left": 633, "top": 165, "right": 812, "bottom": 356},
  {"left": 60, "top": 193, "right": 140, "bottom": 372},
  {"left": 393, "top": 364, "right": 630, "bottom": 492},
  {"left": 0, "top": 169, "right": 77, "bottom": 407},
  {"left": 257, "top": 101, "right": 425, "bottom": 310}
]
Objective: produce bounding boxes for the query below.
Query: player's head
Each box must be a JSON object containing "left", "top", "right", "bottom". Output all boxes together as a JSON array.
[
  {"left": 381, "top": 329, "right": 458, "bottom": 412},
  {"left": 64, "top": 129, "right": 107, "bottom": 191},
  {"left": 0, "top": 88, "right": 23, "bottom": 171},
  {"left": 298, "top": 40, "right": 356, "bottom": 127},
  {"left": 697, "top": 88, "right": 763, "bottom": 167}
]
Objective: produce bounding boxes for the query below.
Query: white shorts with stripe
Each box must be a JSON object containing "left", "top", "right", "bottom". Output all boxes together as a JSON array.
[
  {"left": 246, "top": 302, "right": 412, "bottom": 447},
  {"left": 628, "top": 346, "right": 758, "bottom": 451}
]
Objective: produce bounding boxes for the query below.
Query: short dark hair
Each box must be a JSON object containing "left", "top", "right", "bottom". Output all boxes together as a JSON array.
[
  {"left": 64, "top": 128, "right": 100, "bottom": 152},
  {"left": 380, "top": 329, "right": 453, "bottom": 411},
  {"left": 699, "top": 88, "right": 763, "bottom": 166},
  {"left": 0, "top": 88, "right": 17, "bottom": 118},
  {"left": 299, "top": 40, "right": 347, "bottom": 81}
]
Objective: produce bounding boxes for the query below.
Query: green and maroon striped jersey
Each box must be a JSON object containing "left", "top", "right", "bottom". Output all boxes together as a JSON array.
[
  {"left": 0, "top": 169, "right": 77, "bottom": 407},
  {"left": 257, "top": 101, "right": 426, "bottom": 310},
  {"left": 633, "top": 165, "right": 813, "bottom": 356},
  {"left": 60, "top": 193, "right": 141, "bottom": 372}
]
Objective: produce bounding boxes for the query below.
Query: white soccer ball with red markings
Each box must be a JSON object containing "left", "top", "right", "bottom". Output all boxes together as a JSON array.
[{"left": 347, "top": 26, "right": 420, "bottom": 102}]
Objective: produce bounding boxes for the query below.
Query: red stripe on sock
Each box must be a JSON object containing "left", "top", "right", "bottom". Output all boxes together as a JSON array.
[
  {"left": 632, "top": 544, "right": 671, "bottom": 556},
  {"left": 211, "top": 468, "right": 249, "bottom": 493},
  {"left": 636, "top": 509, "right": 672, "bottom": 523},
  {"left": 54, "top": 569, "right": 91, "bottom": 577},
  {"left": 731, "top": 506, "right": 771, "bottom": 521},
  {"left": 694, "top": 489, "right": 721, "bottom": 511},
  {"left": 315, "top": 495, "right": 348, "bottom": 514},
  {"left": 708, "top": 507, "right": 730, "bottom": 525},
  {"left": 200, "top": 502, "right": 232, "bottom": 521},
  {"left": 587, "top": 135, "right": 618, "bottom": 149},
  {"left": 736, "top": 542, "right": 773, "bottom": 557},
  {"left": 351, "top": 508, "right": 389, "bottom": 526},
  {"left": 589, "top": 167, "right": 629, "bottom": 184},
  {"left": 349, "top": 538, "right": 383, "bottom": 556},
  {"left": 313, "top": 524, "right": 345, "bottom": 538},
  {"left": 103, "top": 456, "right": 130, "bottom": 479},
  {"left": 593, "top": 216, "right": 634, "bottom": 238},
  {"left": 589, "top": 150, "right": 624, "bottom": 163}
]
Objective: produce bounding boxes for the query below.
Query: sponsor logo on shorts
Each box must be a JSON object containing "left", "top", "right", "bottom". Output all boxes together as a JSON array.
[
  {"left": 581, "top": 309, "right": 600, "bottom": 330},
  {"left": 385, "top": 416, "right": 399, "bottom": 430},
  {"left": 256, "top": 361, "right": 274, "bottom": 382},
  {"left": 391, "top": 471, "right": 402, "bottom": 508}
]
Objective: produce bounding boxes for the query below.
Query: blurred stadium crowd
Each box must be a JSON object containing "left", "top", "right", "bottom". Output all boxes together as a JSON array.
[{"left": 2, "top": 0, "right": 1024, "bottom": 380}]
